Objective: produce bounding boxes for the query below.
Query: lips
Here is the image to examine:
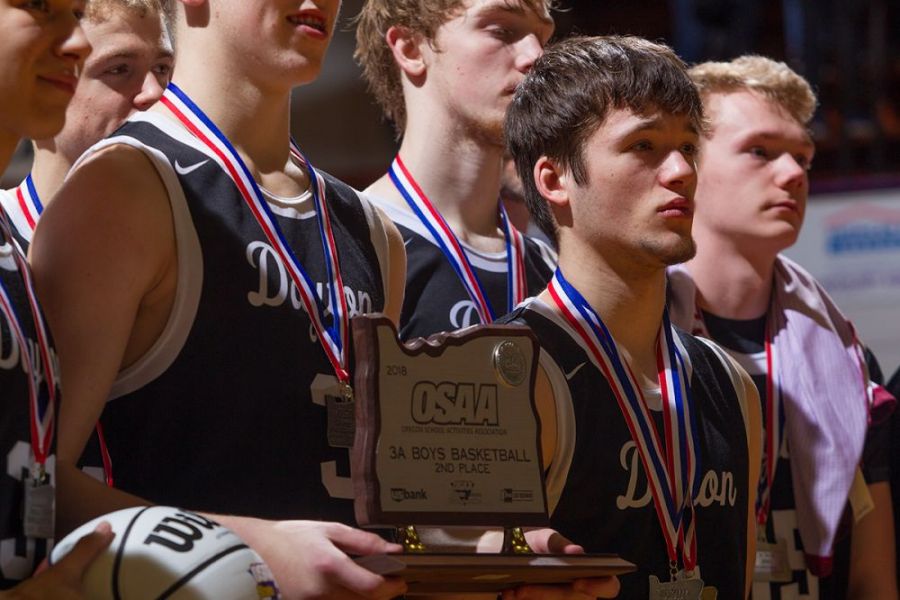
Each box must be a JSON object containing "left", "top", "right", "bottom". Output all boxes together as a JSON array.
[
  {"left": 657, "top": 197, "right": 693, "bottom": 218},
  {"left": 38, "top": 71, "right": 78, "bottom": 95},
  {"left": 287, "top": 10, "right": 328, "bottom": 38},
  {"left": 766, "top": 199, "right": 800, "bottom": 213}
]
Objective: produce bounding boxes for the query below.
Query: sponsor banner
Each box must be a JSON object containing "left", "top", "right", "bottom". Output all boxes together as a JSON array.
[{"left": 785, "top": 188, "right": 900, "bottom": 373}]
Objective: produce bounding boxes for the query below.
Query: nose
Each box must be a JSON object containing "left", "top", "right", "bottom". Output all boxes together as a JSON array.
[
  {"left": 660, "top": 149, "right": 697, "bottom": 190},
  {"left": 57, "top": 15, "right": 92, "bottom": 68},
  {"left": 515, "top": 34, "right": 544, "bottom": 74},
  {"left": 773, "top": 152, "right": 807, "bottom": 191},
  {"left": 133, "top": 70, "right": 169, "bottom": 112}
]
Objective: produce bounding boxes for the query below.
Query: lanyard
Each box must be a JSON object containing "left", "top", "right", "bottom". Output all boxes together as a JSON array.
[
  {"left": 389, "top": 155, "right": 527, "bottom": 324},
  {"left": 549, "top": 269, "right": 701, "bottom": 572},
  {"left": 14, "top": 174, "right": 43, "bottom": 234},
  {"left": 160, "top": 83, "right": 350, "bottom": 386},
  {"left": 0, "top": 208, "right": 56, "bottom": 471}
]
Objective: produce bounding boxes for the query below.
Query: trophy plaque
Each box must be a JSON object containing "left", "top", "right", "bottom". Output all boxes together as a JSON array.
[{"left": 351, "top": 315, "right": 635, "bottom": 593}]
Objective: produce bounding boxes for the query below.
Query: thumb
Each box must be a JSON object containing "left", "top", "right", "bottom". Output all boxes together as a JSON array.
[{"left": 54, "top": 521, "right": 115, "bottom": 582}]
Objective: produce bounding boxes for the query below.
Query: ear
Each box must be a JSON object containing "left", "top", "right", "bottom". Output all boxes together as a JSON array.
[
  {"left": 534, "top": 156, "right": 571, "bottom": 209},
  {"left": 385, "top": 25, "right": 426, "bottom": 78}
]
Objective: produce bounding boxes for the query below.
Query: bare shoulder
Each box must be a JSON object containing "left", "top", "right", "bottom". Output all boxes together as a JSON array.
[{"left": 32, "top": 142, "right": 175, "bottom": 271}]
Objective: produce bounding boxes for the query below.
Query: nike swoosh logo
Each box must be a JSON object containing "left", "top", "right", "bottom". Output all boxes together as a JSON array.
[
  {"left": 403, "top": 238, "right": 413, "bottom": 247},
  {"left": 174, "top": 159, "right": 209, "bottom": 176},
  {"left": 565, "top": 362, "right": 586, "bottom": 381}
]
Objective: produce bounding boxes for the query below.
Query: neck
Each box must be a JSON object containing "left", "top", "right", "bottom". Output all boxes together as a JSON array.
[
  {"left": 29, "top": 145, "right": 72, "bottom": 204},
  {"left": 549, "top": 237, "right": 667, "bottom": 384},
  {"left": 162, "top": 58, "right": 295, "bottom": 188},
  {"left": 377, "top": 108, "right": 506, "bottom": 240},
  {"left": 0, "top": 132, "right": 17, "bottom": 176},
  {"left": 687, "top": 228, "right": 775, "bottom": 319}
]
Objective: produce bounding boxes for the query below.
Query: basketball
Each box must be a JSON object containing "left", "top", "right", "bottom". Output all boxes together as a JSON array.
[{"left": 50, "top": 506, "right": 279, "bottom": 599}]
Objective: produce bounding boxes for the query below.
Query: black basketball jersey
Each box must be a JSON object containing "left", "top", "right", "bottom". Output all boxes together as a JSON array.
[
  {"left": 0, "top": 215, "right": 58, "bottom": 588},
  {"left": 0, "top": 187, "right": 34, "bottom": 253},
  {"left": 368, "top": 195, "right": 556, "bottom": 339},
  {"left": 701, "top": 310, "right": 892, "bottom": 600},
  {"left": 504, "top": 300, "right": 753, "bottom": 599},
  {"left": 89, "top": 113, "right": 386, "bottom": 523}
]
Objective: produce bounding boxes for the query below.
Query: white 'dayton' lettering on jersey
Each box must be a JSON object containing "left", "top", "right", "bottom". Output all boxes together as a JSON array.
[
  {"left": 616, "top": 441, "right": 737, "bottom": 510},
  {"left": 245, "top": 241, "right": 372, "bottom": 342}
]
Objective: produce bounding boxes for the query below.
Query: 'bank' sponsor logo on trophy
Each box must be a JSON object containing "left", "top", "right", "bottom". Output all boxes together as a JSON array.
[
  {"left": 390, "top": 488, "right": 429, "bottom": 503},
  {"left": 410, "top": 381, "right": 500, "bottom": 426}
]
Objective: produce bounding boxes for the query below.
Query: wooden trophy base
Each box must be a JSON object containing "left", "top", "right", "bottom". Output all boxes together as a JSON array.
[{"left": 355, "top": 553, "right": 636, "bottom": 594}]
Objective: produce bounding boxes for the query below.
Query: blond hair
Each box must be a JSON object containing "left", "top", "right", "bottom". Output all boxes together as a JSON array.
[
  {"left": 354, "top": 0, "right": 554, "bottom": 134},
  {"left": 689, "top": 55, "right": 817, "bottom": 126}
]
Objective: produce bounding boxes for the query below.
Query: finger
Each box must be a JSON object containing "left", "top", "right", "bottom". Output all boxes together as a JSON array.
[
  {"left": 324, "top": 522, "right": 404, "bottom": 556},
  {"left": 523, "top": 528, "right": 584, "bottom": 555},
  {"left": 54, "top": 521, "right": 115, "bottom": 582},
  {"left": 317, "top": 550, "right": 408, "bottom": 600}
]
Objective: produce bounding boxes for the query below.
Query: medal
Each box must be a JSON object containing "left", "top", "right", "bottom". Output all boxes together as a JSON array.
[
  {"left": 754, "top": 536, "right": 792, "bottom": 582},
  {"left": 160, "top": 84, "right": 354, "bottom": 450},
  {"left": 548, "top": 269, "right": 702, "bottom": 583},
  {"left": 0, "top": 208, "right": 58, "bottom": 540},
  {"left": 389, "top": 156, "right": 527, "bottom": 325}
]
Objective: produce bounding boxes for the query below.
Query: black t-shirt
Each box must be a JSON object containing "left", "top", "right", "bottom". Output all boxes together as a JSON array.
[
  {"left": 702, "top": 310, "right": 891, "bottom": 600},
  {"left": 504, "top": 301, "right": 754, "bottom": 599},
  {"left": 369, "top": 195, "right": 556, "bottom": 340}
]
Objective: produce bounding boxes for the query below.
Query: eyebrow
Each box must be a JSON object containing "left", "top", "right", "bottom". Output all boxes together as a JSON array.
[
  {"left": 618, "top": 116, "right": 699, "bottom": 139},
  {"left": 92, "top": 48, "right": 175, "bottom": 64},
  {"left": 739, "top": 129, "right": 815, "bottom": 148},
  {"left": 474, "top": 0, "right": 556, "bottom": 28}
]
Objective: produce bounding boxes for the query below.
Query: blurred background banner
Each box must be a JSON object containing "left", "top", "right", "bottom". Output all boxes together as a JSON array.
[{"left": 786, "top": 187, "right": 900, "bottom": 374}]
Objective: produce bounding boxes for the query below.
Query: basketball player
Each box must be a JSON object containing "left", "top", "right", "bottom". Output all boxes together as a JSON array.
[
  {"left": 504, "top": 36, "right": 762, "bottom": 598},
  {"left": 0, "top": 0, "right": 115, "bottom": 594},
  {"left": 355, "top": 0, "right": 558, "bottom": 339},
  {"left": 668, "top": 56, "right": 898, "bottom": 599},
  {"left": 28, "top": 0, "right": 410, "bottom": 597},
  {"left": 1, "top": 0, "right": 174, "bottom": 252}
]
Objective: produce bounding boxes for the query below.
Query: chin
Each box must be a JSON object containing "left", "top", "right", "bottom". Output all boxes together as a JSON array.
[
  {"left": 24, "top": 111, "right": 67, "bottom": 141},
  {"left": 645, "top": 236, "right": 697, "bottom": 267}
]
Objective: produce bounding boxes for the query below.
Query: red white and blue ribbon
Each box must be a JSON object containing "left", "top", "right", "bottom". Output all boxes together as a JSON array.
[
  {"left": 548, "top": 269, "right": 701, "bottom": 571},
  {"left": 757, "top": 328, "right": 785, "bottom": 530},
  {"left": 691, "top": 310, "right": 784, "bottom": 532},
  {"left": 159, "top": 83, "right": 350, "bottom": 383},
  {"left": 0, "top": 207, "right": 57, "bottom": 470},
  {"left": 14, "top": 174, "right": 43, "bottom": 235},
  {"left": 389, "top": 155, "right": 526, "bottom": 324}
]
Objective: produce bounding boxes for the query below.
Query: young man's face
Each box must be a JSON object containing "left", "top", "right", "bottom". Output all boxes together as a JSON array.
[
  {"left": 565, "top": 107, "right": 699, "bottom": 269},
  {"left": 51, "top": 6, "right": 174, "bottom": 162},
  {"left": 0, "top": 0, "right": 90, "bottom": 142},
  {"left": 216, "top": 0, "right": 341, "bottom": 89},
  {"left": 693, "top": 90, "right": 814, "bottom": 252},
  {"left": 423, "top": 0, "right": 554, "bottom": 146}
]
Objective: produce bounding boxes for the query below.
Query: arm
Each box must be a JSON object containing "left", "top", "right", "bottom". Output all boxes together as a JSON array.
[
  {"left": 847, "top": 483, "right": 898, "bottom": 599},
  {"left": 378, "top": 208, "right": 407, "bottom": 326},
  {"left": 30, "top": 145, "right": 178, "bottom": 534},
  {"left": 738, "top": 366, "right": 761, "bottom": 599}
]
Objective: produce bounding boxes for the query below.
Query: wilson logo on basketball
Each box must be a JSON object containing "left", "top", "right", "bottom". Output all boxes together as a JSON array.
[
  {"left": 409, "top": 381, "right": 499, "bottom": 426},
  {"left": 143, "top": 512, "right": 220, "bottom": 553}
]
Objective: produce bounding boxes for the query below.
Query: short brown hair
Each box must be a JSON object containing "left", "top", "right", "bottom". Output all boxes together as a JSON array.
[
  {"left": 689, "top": 55, "right": 817, "bottom": 127},
  {"left": 506, "top": 35, "right": 704, "bottom": 242},
  {"left": 354, "top": 0, "right": 554, "bottom": 134}
]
